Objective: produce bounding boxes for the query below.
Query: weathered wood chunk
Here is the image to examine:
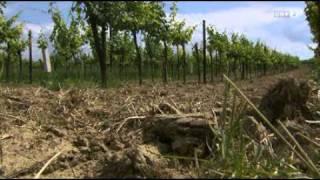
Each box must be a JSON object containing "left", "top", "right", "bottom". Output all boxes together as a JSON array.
[{"left": 142, "top": 114, "right": 215, "bottom": 157}]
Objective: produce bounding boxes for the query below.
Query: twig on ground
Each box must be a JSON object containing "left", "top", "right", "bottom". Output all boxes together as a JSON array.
[
  {"left": 305, "top": 120, "right": 320, "bottom": 124},
  {"left": 211, "top": 108, "right": 219, "bottom": 129},
  {"left": 0, "top": 112, "right": 25, "bottom": 123},
  {"left": 34, "top": 150, "right": 64, "bottom": 179},
  {"left": 169, "top": 98, "right": 179, "bottom": 110},
  {"left": 162, "top": 101, "right": 183, "bottom": 115},
  {"left": 116, "top": 116, "right": 146, "bottom": 133}
]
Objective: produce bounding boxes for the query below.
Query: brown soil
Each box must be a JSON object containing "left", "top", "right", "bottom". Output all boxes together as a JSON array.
[{"left": 0, "top": 66, "right": 319, "bottom": 178}]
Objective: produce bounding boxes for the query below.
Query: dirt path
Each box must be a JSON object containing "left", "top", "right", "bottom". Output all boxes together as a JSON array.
[{"left": 0, "top": 66, "right": 314, "bottom": 178}]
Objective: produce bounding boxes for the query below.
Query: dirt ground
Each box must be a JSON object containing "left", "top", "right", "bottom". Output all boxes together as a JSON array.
[{"left": 0, "top": 66, "right": 319, "bottom": 178}]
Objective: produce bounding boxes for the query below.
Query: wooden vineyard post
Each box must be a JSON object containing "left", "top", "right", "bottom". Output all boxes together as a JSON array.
[
  {"left": 132, "top": 30, "right": 142, "bottom": 85},
  {"left": 5, "top": 43, "right": 10, "bottom": 83},
  {"left": 42, "top": 48, "right": 52, "bottom": 73},
  {"left": 18, "top": 50, "right": 22, "bottom": 82},
  {"left": 203, "top": 20, "right": 207, "bottom": 84},
  {"left": 163, "top": 40, "right": 168, "bottom": 84},
  {"left": 109, "top": 26, "right": 113, "bottom": 71},
  {"left": 193, "top": 43, "right": 200, "bottom": 84},
  {"left": 182, "top": 43, "right": 186, "bottom": 84},
  {"left": 210, "top": 51, "right": 213, "bottom": 83},
  {"left": 176, "top": 45, "right": 180, "bottom": 80},
  {"left": 28, "top": 30, "right": 32, "bottom": 84}
]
